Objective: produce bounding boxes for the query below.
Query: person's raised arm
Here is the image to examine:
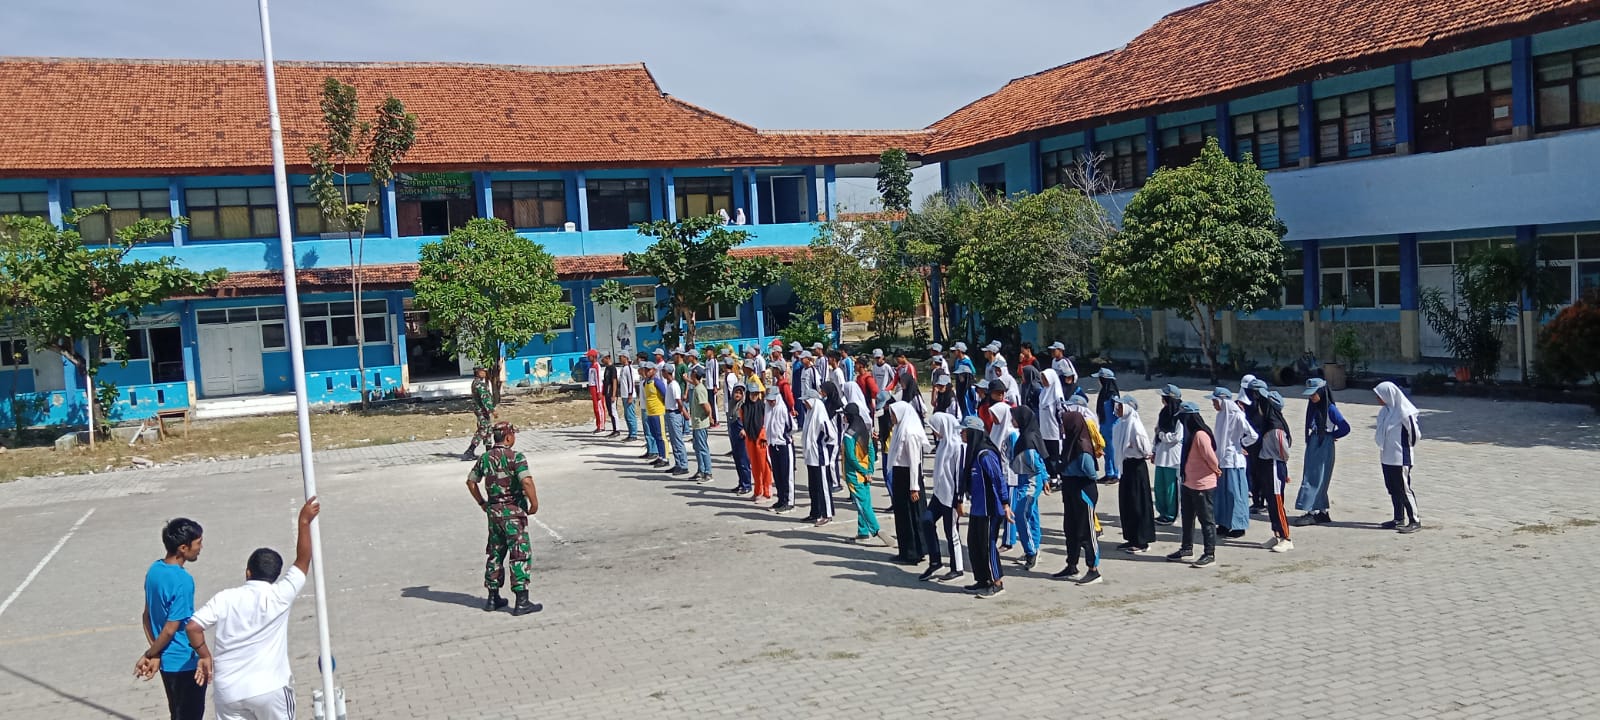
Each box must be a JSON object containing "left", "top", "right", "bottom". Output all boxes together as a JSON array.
[{"left": 292, "top": 497, "right": 321, "bottom": 576}]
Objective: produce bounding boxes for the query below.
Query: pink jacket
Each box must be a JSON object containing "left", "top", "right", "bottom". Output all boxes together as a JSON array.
[{"left": 1183, "top": 430, "right": 1221, "bottom": 491}]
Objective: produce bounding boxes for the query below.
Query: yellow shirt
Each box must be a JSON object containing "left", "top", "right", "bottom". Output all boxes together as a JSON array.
[{"left": 644, "top": 377, "right": 666, "bottom": 416}]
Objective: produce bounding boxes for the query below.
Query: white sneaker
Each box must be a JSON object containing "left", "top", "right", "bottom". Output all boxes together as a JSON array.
[
  {"left": 1261, "top": 537, "right": 1279, "bottom": 549},
  {"left": 1270, "top": 539, "right": 1294, "bottom": 553}
]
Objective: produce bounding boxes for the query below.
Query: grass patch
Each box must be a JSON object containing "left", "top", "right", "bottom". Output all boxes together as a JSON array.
[
  {"left": 825, "top": 650, "right": 861, "bottom": 660},
  {"left": 755, "top": 647, "right": 800, "bottom": 661},
  {"left": 1513, "top": 522, "right": 1562, "bottom": 535},
  {"left": 1567, "top": 518, "right": 1599, "bottom": 528},
  {"left": 0, "top": 390, "right": 592, "bottom": 483}
]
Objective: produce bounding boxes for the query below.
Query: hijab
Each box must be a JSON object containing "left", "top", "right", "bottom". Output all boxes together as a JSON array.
[
  {"left": 1374, "top": 381, "right": 1421, "bottom": 445},
  {"left": 1010, "top": 406, "right": 1046, "bottom": 474},
  {"left": 987, "top": 402, "right": 1013, "bottom": 451},
  {"left": 1059, "top": 403, "right": 1094, "bottom": 457},
  {"left": 1157, "top": 394, "right": 1182, "bottom": 435},
  {"left": 1115, "top": 399, "right": 1153, "bottom": 458},
  {"left": 1096, "top": 373, "right": 1121, "bottom": 424},
  {"left": 1257, "top": 391, "right": 1290, "bottom": 434},
  {"left": 1308, "top": 386, "right": 1338, "bottom": 434},
  {"left": 929, "top": 412, "right": 965, "bottom": 498},
  {"left": 1019, "top": 365, "right": 1043, "bottom": 412},
  {"left": 1179, "top": 410, "right": 1214, "bottom": 472},
  {"left": 887, "top": 400, "right": 928, "bottom": 466},
  {"left": 1038, "top": 368, "right": 1065, "bottom": 437},
  {"left": 821, "top": 380, "right": 844, "bottom": 417}
]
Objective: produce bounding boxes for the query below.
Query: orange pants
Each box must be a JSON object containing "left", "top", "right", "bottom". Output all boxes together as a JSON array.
[{"left": 748, "top": 437, "right": 772, "bottom": 498}]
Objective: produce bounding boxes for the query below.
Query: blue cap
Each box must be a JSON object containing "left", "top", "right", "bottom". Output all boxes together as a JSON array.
[
  {"left": 1267, "top": 391, "right": 1285, "bottom": 408},
  {"left": 802, "top": 388, "right": 821, "bottom": 401},
  {"left": 961, "top": 415, "right": 986, "bottom": 431},
  {"left": 876, "top": 390, "right": 893, "bottom": 406},
  {"left": 1092, "top": 368, "right": 1116, "bottom": 379},
  {"left": 1113, "top": 394, "right": 1139, "bottom": 410},
  {"left": 1248, "top": 378, "right": 1270, "bottom": 392},
  {"left": 1066, "top": 395, "right": 1089, "bottom": 407},
  {"left": 933, "top": 376, "right": 950, "bottom": 386},
  {"left": 1207, "top": 387, "right": 1233, "bottom": 400},
  {"left": 1161, "top": 383, "right": 1183, "bottom": 399},
  {"left": 1303, "top": 378, "right": 1327, "bottom": 396},
  {"left": 1178, "top": 401, "right": 1201, "bottom": 415},
  {"left": 975, "top": 379, "right": 990, "bottom": 389}
]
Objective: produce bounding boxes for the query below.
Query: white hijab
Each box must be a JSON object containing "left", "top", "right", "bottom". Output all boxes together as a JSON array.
[
  {"left": 839, "top": 379, "right": 866, "bottom": 411},
  {"left": 988, "top": 402, "right": 1013, "bottom": 451},
  {"left": 928, "top": 412, "right": 965, "bottom": 505},
  {"left": 999, "top": 373, "right": 1020, "bottom": 406},
  {"left": 1114, "top": 401, "right": 1153, "bottom": 458},
  {"left": 802, "top": 396, "right": 837, "bottom": 466},
  {"left": 887, "top": 400, "right": 928, "bottom": 469},
  {"left": 1039, "top": 369, "right": 1065, "bottom": 438},
  {"left": 1373, "top": 381, "right": 1421, "bottom": 446}
]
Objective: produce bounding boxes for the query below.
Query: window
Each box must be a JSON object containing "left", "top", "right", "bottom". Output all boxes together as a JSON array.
[
  {"left": 1537, "top": 233, "right": 1600, "bottom": 306},
  {"left": 1415, "top": 64, "right": 1513, "bottom": 153},
  {"left": 0, "top": 338, "right": 29, "bottom": 368},
  {"left": 1319, "top": 243, "right": 1402, "bottom": 308},
  {"left": 1040, "top": 147, "right": 1087, "bottom": 189},
  {"left": 100, "top": 328, "right": 151, "bottom": 361},
  {"left": 1157, "top": 120, "right": 1217, "bottom": 169},
  {"left": 674, "top": 177, "right": 733, "bottom": 220},
  {"left": 553, "top": 289, "right": 574, "bottom": 332},
  {"left": 1095, "top": 134, "right": 1149, "bottom": 189},
  {"left": 633, "top": 286, "right": 658, "bottom": 325},
  {"left": 586, "top": 179, "right": 651, "bottom": 231},
  {"left": 976, "top": 164, "right": 1007, "bottom": 197},
  {"left": 698, "top": 300, "right": 739, "bottom": 322},
  {"left": 301, "top": 300, "right": 388, "bottom": 347},
  {"left": 1282, "top": 247, "right": 1305, "bottom": 308},
  {"left": 397, "top": 173, "right": 476, "bottom": 237},
  {"left": 72, "top": 190, "right": 171, "bottom": 243},
  {"left": 1316, "top": 87, "right": 1397, "bottom": 161},
  {"left": 290, "top": 186, "right": 382, "bottom": 237},
  {"left": 493, "top": 180, "right": 567, "bottom": 229},
  {"left": 185, "top": 187, "right": 278, "bottom": 240},
  {"left": 0, "top": 192, "right": 48, "bottom": 220},
  {"left": 1535, "top": 46, "right": 1600, "bottom": 131},
  {"left": 1233, "top": 106, "right": 1302, "bottom": 170}
]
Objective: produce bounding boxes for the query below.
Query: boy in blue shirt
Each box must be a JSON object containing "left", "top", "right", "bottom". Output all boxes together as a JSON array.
[{"left": 135, "top": 517, "right": 205, "bottom": 720}]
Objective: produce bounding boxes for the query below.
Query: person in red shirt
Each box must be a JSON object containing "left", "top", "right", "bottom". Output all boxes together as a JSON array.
[{"left": 855, "top": 362, "right": 880, "bottom": 416}]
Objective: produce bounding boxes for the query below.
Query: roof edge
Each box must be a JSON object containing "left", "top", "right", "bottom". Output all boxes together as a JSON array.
[{"left": 0, "top": 56, "right": 650, "bottom": 75}]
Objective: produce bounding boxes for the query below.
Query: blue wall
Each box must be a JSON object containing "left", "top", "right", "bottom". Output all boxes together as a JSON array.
[{"left": 942, "top": 144, "right": 1034, "bottom": 196}]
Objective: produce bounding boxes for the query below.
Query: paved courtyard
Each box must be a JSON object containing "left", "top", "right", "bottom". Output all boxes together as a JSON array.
[{"left": 1, "top": 382, "right": 1597, "bottom": 719}]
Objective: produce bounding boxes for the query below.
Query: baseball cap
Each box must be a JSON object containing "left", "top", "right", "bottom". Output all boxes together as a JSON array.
[
  {"left": 1178, "top": 401, "right": 1201, "bottom": 415},
  {"left": 1267, "top": 391, "right": 1285, "bottom": 408},
  {"left": 871, "top": 349, "right": 884, "bottom": 358},
  {"left": 1113, "top": 394, "right": 1139, "bottom": 410},
  {"left": 653, "top": 348, "right": 665, "bottom": 356},
  {"left": 1207, "top": 387, "right": 1233, "bottom": 401},
  {"left": 1066, "top": 395, "right": 1089, "bottom": 407},
  {"left": 1248, "top": 378, "right": 1270, "bottom": 392},
  {"left": 951, "top": 342, "right": 968, "bottom": 352},
  {"left": 1091, "top": 368, "right": 1116, "bottom": 379},
  {"left": 802, "top": 388, "right": 821, "bottom": 401},
  {"left": 975, "top": 379, "right": 990, "bottom": 390},
  {"left": 1048, "top": 341, "right": 1066, "bottom": 351},
  {"left": 1303, "top": 378, "right": 1328, "bottom": 396},
  {"left": 1160, "top": 383, "right": 1183, "bottom": 399},
  {"left": 933, "top": 376, "right": 951, "bottom": 386},
  {"left": 876, "top": 390, "right": 893, "bottom": 406},
  {"left": 790, "top": 341, "right": 803, "bottom": 351},
  {"left": 800, "top": 351, "right": 813, "bottom": 360},
  {"left": 811, "top": 342, "right": 825, "bottom": 350},
  {"left": 765, "top": 387, "right": 781, "bottom": 400},
  {"left": 961, "top": 415, "right": 986, "bottom": 431},
  {"left": 745, "top": 380, "right": 761, "bottom": 392},
  {"left": 928, "top": 343, "right": 943, "bottom": 353}
]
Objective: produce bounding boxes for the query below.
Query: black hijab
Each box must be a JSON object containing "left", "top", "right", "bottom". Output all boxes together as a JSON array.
[
  {"left": 739, "top": 386, "right": 766, "bottom": 431},
  {"left": 1308, "top": 388, "right": 1337, "bottom": 435},
  {"left": 1179, "top": 411, "right": 1214, "bottom": 472},
  {"left": 962, "top": 423, "right": 1000, "bottom": 483},
  {"left": 1011, "top": 406, "right": 1046, "bottom": 461},
  {"left": 821, "top": 380, "right": 844, "bottom": 417},
  {"left": 1096, "top": 374, "right": 1120, "bottom": 424},
  {"left": 1157, "top": 395, "right": 1181, "bottom": 434},
  {"left": 898, "top": 365, "right": 922, "bottom": 404},
  {"left": 842, "top": 402, "right": 872, "bottom": 441},
  {"left": 1020, "top": 365, "right": 1043, "bottom": 412},
  {"left": 932, "top": 383, "right": 955, "bottom": 414},
  {"left": 1258, "top": 395, "right": 1290, "bottom": 434}
]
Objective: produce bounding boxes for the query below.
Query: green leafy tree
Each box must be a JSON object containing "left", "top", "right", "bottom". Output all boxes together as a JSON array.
[
  {"left": 0, "top": 212, "right": 223, "bottom": 440},
  {"left": 590, "top": 279, "right": 634, "bottom": 311},
  {"left": 413, "top": 218, "right": 573, "bottom": 401},
  {"left": 1420, "top": 244, "right": 1540, "bottom": 383},
  {"left": 1099, "top": 138, "right": 1287, "bottom": 381},
  {"left": 788, "top": 213, "right": 876, "bottom": 332},
  {"left": 875, "top": 148, "right": 914, "bottom": 214},
  {"left": 945, "top": 185, "right": 1109, "bottom": 334},
  {"left": 307, "top": 77, "right": 418, "bottom": 408},
  {"left": 624, "top": 215, "right": 781, "bottom": 350},
  {"left": 1535, "top": 291, "right": 1600, "bottom": 386}
]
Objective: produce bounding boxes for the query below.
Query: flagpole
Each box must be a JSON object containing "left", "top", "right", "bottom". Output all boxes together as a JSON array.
[{"left": 256, "top": 0, "right": 341, "bottom": 715}]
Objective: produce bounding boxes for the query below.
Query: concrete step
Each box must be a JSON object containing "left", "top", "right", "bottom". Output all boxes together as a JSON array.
[
  {"left": 412, "top": 377, "right": 473, "bottom": 400},
  {"left": 193, "top": 394, "right": 300, "bottom": 420}
]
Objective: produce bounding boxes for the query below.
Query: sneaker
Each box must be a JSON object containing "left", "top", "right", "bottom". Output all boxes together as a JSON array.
[
  {"left": 977, "top": 584, "right": 1005, "bottom": 599},
  {"left": 1290, "top": 514, "right": 1319, "bottom": 527},
  {"left": 1271, "top": 539, "right": 1294, "bottom": 553},
  {"left": 1262, "top": 537, "right": 1280, "bottom": 550},
  {"left": 1226, "top": 529, "right": 1246, "bottom": 539},
  {"left": 938, "top": 569, "right": 964, "bottom": 582},
  {"left": 875, "top": 532, "right": 891, "bottom": 547},
  {"left": 1155, "top": 517, "right": 1176, "bottom": 526},
  {"left": 1397, "top": 522, "right": 1422, "bottom": 534},
  {"left": 1024, "top": 554, "right": 1037, "bottom": 570},
  {"left": 1190, "top": 553, "right": 1216, "bottom": 568},
  {"left": 1115, "top": 541, "right": 1135, "bottom": 550},
  {"left": 1166, "top": 548, "right": 1195, "bottom": 562},
  {"left": 1077, "top": 569, "right": 1103, "bottom": 586},
  {"left": 1380, "top": 520, "right": 1400, "bottom": 530},
  {"left": 1314, "top": 512, "right": 1334, "bottom": 524},
  {"left": 918, "top": 564, "right": 944, "bottom": 581},
  {"left": 1125, "top": 545, "right": 1147, "bottom": 554},
  {"left": 852, "top": 534, "right": 871, "bottom": 542},
  {"left": 640, "top": 451, "right": 656, "bottom": 459},
  {"left": 999, "top": 544, "right": 1014, "bottom": 552},
  {"left": 1051, "top": 565, "right": 1080, "bottom": 580},
  {"left": 962, "top": 581, "right": 990, "bottom": 593},
  {"left": 650, "top": 459, "right": 669, "bottom": 468},
  {"left": 814, "top": 517, "right": 832, "bottom": 527},
  {"left": 772, "top": 504, "right": 795, "bottom": 514},
  {"left": 695, "top": 474, "right": 713, "bottom": 484},
  {"left": 670, "top": 467, "right": 689, "bottom": 476}
]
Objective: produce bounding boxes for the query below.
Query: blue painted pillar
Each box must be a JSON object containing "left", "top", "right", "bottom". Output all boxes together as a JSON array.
[
  {"left": 180, "top": 302, "right": 199, "bottom": 403},
  {"left": 754, "top": 287, "right": 766, "bottom": 348},
  {"left": 563, "top": 172, "right": 581, "bottom": 231},
  {"left": 572, "top": 280, "right": 593, "bottom": 351},
  {"left": 1301, "top": 239, "right": 1321, "bottom": 309},
  {"left": 60, "top": 349, "right": 79, "bottom": 417},
  {"left": 168, "top": 177, "right": 187, "bottom": 246},
  {"left": 803, "top": 166, "right": 819, "bottom": 221},
  {"left": 823, "top": 165, "right": 838, "bottom": 221},
  {"left": 1026, "top": 140, "right": 1043, "bottom": 192},
  {"left": 1511, "top": 36, "right": 1534, "bottom": 140},
  {"left": 938, "top": 161, "right": 951, "bottom": 194},
  {"left": 388, "top": 293, "right": 408, "bottom": 379},
  {"left": 648, "top": 170, "right": 665, "bottom": 221},
  {"left": 731, "top": 170, "right": 748, "bottom": 220},
  {"left": 1398, "top": 234, "right": 1419, "bottom": 311},
  {"left": 46, "top": 179, "right": 65, "bottom": 229},
  {"left": 1394, "top": 62, "right": 1415, "bottom": 154},
  {"left": 745, "top": 169, "right": 760, "bottom": 225},
  {"left": 663, "top": 170, "right": 677, "bottom": 222},
  {"left": 929, "top": 265, "right": 945, "bottom": 343},
  {"left": 381, "top": 183, "right": 398, "bottom": 239},
  {"left": 1082, "top": 128, "right": 1097, "bottom": 182},
  {"left": 1297, "top": 82, "right": 1316, "bottom": 167},
  {"left": 1144, "top": 117, "right": 1160, "bottom": 174},
  {"left": 574, "top": 171, "right": 590, "bottom": 232},
  {"left": 472, "top": 172, "right": 493, "bottom": 220},
  {"left": 1215, "top": 102, "right": 1234, "bottom": 157},
  {"left": 1516, "top": 225, "right": 1538, "bottom": 310}
]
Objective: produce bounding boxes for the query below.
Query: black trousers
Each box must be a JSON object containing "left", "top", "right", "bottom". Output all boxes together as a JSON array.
[
  {"left": 806, "top": 464, "right": 835, "bottom": 519},
  {"left": 969, "top": 514, "right": 1004, "bottom": 586},
  {"left": 1119, "top": 458, "right": 1156, "bottom": 546},
  {"left": 1180, "top": 485, "right": 1217, "bottom": 554},
  {"left": 920, "top": 496, "right": 964, "bottom": 571},
  {"left": 1061, "top": 475, "right": 1100, "bottom": 569},
  {"left": 890, "top": 467, "right": 926, "bottom": 562},
  {"left": 770, "top": 444, "right": 794, "bottom": 506},
  {"left": 1382, "top": 463, "right": 1419, "bottom": 523},
  {"left": 603, "top": 391, "right": 617, "bottom": 430},
  {"left": 1043, "top": 439, "right": 1063, "bottom": 480},
  {"left": 162, "top": 670, "right": 206, "bottom": 720},
  {"left": 1249, "top": 454, "right": 1273, "bottom": 508}
]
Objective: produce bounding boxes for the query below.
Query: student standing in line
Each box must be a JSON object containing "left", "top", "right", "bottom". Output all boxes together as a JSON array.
[
  {"left": 1374, "top": 381, "right": 1423, "bottom": 534},
  {"left": 931, "top": 375, "right": 959, "bottom": 417},
  {"left": 1208, "top": 387, "right": 1258, "bottom": 538},
  {"left": 586, "top": 348, "right": 605, "bottom": 433},
  {"left": 1063, "top": 394, "right": 1106, "bottom": 537},
  {"left": 1168, "top": 402, "right": 1219, "bottom": 568},
  {"left": 688, "top": 368, "right": 714, "bottom": 483},
  {"left": 921, "top": 412, "right": 967, "bottom": 583},
  {"left": 1038, "top": 369, "right": 1066, "bottom": 491},
  {"left": 1090, "top": 368, "right": 1122, "bottom": 483},
  {"left": 1018, "top": 365, "right": 1044, "bottom": 414},
  {"left": 842, "top": 402, "right": 886, "bottom": 545},
  {"left": 957, "top": 415, "right": 1012, "bottom": 598},
  {"left": 764, "top": 386, "right": 796, "bottom": 513},
  {"left": 641, "top": 364, "right": 669, "bottom": 468},
  {"left": 886, "top": 397, "right": 930, "bottom": 565},
  {"left": 927, "top": 343, "right": 949, "bottom": 389},
  {"left": 820, "top": 381, "right": 847, "bottom": 493},
  {"left": 1293, "top": 378, "right": 1349, "bottom": 526},
  {"left": 988, "top": 401, "right": 1017, "bottom": 552},
  {"left": 800, "top": 388, "right": 838, "bottom": 526},
  {"left": 1242, "top": 377, "right": 1271, "bottom": 515},
  {"left": 1259, "top": 391, "right": 1295, "bottom": 551},
  {"left": 950, "top": 342, "right": 977, "bottom": 416},
  {"left": 601, "top": 353, "right": 620, "bottom": 436},
  {"left": 135, "top": 518, "right": 206, "bottom": 720},
  {"left": 1051, "top": 395, "right": 1105, "bottom": 585},
  {"left": 617, "top": 353, "right": 639, "bottom": 442},
  {"left": 1152, "top": 384, "right": 1185, "bottom": 525},
  {"left": 726, "top": 384, "right": 755, "bottom": 495},
  {"left": 1006, "top": 406, "right": 1049, "bottom": 571},
  {"left": 1048, "top": 341, "right": 1075, "bottom": 380},
  {"left": 1113, "top": 395, "right": 1156, "bottom": 553},
  {"left": 662, "top": 365, "right": 690, "bottom": 477},
  {"left": 742, "top": 381, "right": 773, "bottom": 501}
]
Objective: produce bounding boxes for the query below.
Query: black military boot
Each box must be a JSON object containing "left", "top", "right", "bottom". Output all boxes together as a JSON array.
[
  {"left": 510, "top": 590, "right": 542, "bottom": 617},
  {"left": 483, "top": 591, "right": 507, "bottom": 612},
  {"left": 462, "top": 445, "right": 479, "bottom": 461}
]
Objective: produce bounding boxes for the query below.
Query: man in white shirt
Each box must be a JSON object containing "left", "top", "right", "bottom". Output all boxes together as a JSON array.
[
  {"left": 616, "top": 354, "right": 639, "bottom": 441},
  {"left": 186, "top": 497, "right": 320, "bottom": 720},
  {"left": 662, "top": 365, "right": 690, "bottom": 476}
]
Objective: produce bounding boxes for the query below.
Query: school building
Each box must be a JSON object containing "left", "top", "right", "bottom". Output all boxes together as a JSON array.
[{"left": 927, "top": 0, "right": 1600, "bottom": 372}]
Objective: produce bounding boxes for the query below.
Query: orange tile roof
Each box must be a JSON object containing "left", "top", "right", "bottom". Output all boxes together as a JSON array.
[
  {"left": 927, "top": 0, "right": 1600, "bottom": 156},
  {"left": 0, "top": 58, "right": 929, "bottom": 177},
  {"left": 199, "top": 246, "right": 806, "bottom": 297}
]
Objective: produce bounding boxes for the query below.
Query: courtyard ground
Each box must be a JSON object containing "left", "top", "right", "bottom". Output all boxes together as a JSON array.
[{"left": 0, "top": 383, "right": 1596, "bottom": 719}]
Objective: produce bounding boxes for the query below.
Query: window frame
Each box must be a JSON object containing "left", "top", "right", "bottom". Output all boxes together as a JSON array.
[
  {"left": 673, "top": 177, "right": 734, "bottom": 221},
  {"left": 1281, "top": 247, "right": 1305, "bottom": 309},
  {"left": 1039, "top": 147, "right": 1087, "bottom": 190},
  {"left": 1157, "top": 119, "right": 1218, "bottom": 169},
  {"left": 585, "top": 179, "right": 652, "bottom": 231},
  {"left": 698, "top": 300, "right": 740, "bottom": 323},
  {"left": 492, "top": 180, "right": 567, "bottom": 230},
  {"left": 1232, "top": 106, "right": 1302, "bottom": 170},
  {"left": 1094, "top": 134, "right": 1149, "bottom": 190},
  {"left": 298, "top": 300, "right": 389, "bottom": 348},
  {"left": 0, "top": 192, "right": 49, "bottom": 220},
  {"left": 1315, "top": 87, "right": 1398, "bottom": 162},
  {"left": 185, "top": 187, "right": 281, "bottom": 241},
  {"left": 1534, "top": 46, "right": 1600, "bottom": 132},
  {"left": 1414, "top": 63, "right": 1514, "bottom": 153},
  {"left": 976, "top": 164, "right": 1007, "bottom": 198},
  {"left": 1536, "top": 233, "right": 1600, "bottom": 307},
  {"left": 1318, "top": 243, "right": 1403, "bottom": 309},
  {"left": 0, "top": 338, "right": 30, "bottom": 368},
  {"left": 71, "top": 189, "right": 172, "bottom": 244}
]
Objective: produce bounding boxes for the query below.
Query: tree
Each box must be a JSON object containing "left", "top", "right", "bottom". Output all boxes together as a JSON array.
[
  {"left": 875, "top": 148, "right": 913, "bottom": 214},
  {"left": 899, "top": 188, "right": 982, "bottom": 340},
  {"left": 945, "top": 185, "right": 1109, "bottom": 335},
  {"left": 590, "top": 279, "right": 634, "bottom": 312},
  {"left": 413, "top": 218, "right": 573, "bottom": 401},
  {"left": 1099, "top": 138, "right": 1287, "bottom": 382},
  {"left": 1420, "top": 244, "right": 1528, "bottom": 383},
  {"left": 307, "top": 77, "right": 418, "bottom": 408},
  {"left": 788, "top": 214, "right": 876, "bottom": 336},
  {"left": 624, "top": 215, "right": 781, "bottom": 350},
  {"left": 1535, "top": 291, "right": 1600, "bottom": 386},
  {"left": 0, "top": 212, "right": 223, "bottom": 442}
]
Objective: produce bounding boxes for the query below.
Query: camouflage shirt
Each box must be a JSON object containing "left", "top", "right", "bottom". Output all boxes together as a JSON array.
[
  {"left": 472, "top": 377, "right": 495, "bottom": 414},
  {"left": 472, "top": 446, "right": 532, "bottom": 506}
]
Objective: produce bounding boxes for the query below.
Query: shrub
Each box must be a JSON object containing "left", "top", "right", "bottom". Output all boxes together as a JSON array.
[{"left": 1536, "top": 295, "right": 1600, "bottom": 386}]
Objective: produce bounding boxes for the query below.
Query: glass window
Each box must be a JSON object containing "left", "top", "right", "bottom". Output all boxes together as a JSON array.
[
  {"left": 197, "top": 309, "right": 228, "bottom": 324},
  {"left": 552, "top": 288, "right": 574, "bottom": 331},
  {"left": 492, "top": 180, "right": 567, "bottom": 229},
  {"left": 0, "top": 338, "right": 29, "bottom": 368},
  {"left": 1417, "top": 64, "right": 1514, "bottom": 152},
  {"left": 1095, "top": 134, "right": 1148, "bottom": 189},
  {"left": 1419, "top": 242, "right": 1453, "bottom": 266},
  {"left": 1321, "top": 271, "right": 1346, "bottom": 306},
  {"left": 186, "top": 186, "right": 279, "bottom": 240},
  {"left": 303, "top": 319, "right": 330, "bottom": 347},
  {"left": 1283, "top": 273, "right": 1305, "bottom": 308},
  {"left": 0, "top": 192, "right": 49, "bottom": 220},
  {"left": 72, "top": 189, "right": 171, "bottom": 243},
  {"left": 633, "top": 286, "right": 657, "bottom": 325},
  {"left": 1320, "top": 247, "right": 1346, "bottom": 269},
  {"left": 260, "top": 323, "right": 287, "bottom": 349},
  {"left": 1536, "top": 46, "right": 1600, "bottom": 132},
  {"left": 1040, "top": 147, "right": 1087, "bottom": 189},
  {"left": 1540, "top": 235, "right": 1577, "bottom": 261},
  {"left": 976, "top": 164, "right": 1007, "bottom": 197},
  {"left": 1157, "top": 120, "right": 1217, "bottom": 169},
  {"left": 1544, "top": 265, "right": 1575, "bottom": 306},
  {"left": 1577, "top": 233, "right": 1600, "bottom": 259},
  {"left": 673, "top": 177, "right": 733, "bottom": 220},
  {"left": 300, "top": 301, "right": 387, "bottom": 347},
  {"left": 1316, "top": 88, "right": 1398, "bottom": 161},
  {"left": 586, "top": 179, "right": 651, "bottom": 231}
]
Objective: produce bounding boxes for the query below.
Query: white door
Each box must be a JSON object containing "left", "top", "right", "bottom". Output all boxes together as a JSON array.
[
  {"left": 199, "top": 324, "right": 265, "bottom": 396},
  {"left": 593, "top": 301, "right": 634, "bottom": 360},
  {"left": 32, "top": 350, "right": 65, "bottom": 391},
  {"left": 1419, "top": 266, "right": 1454, "bottom": 358},
  {"left": 228, "top": 324, "right": 264, "bottom": 394}
]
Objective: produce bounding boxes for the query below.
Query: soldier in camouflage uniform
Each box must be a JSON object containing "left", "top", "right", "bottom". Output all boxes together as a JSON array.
[
  {"left": 466, "top": 422, "right": 541, "bottom": 616},
  {"left": 463, "top": 366, "right": 496, "bottom": 460}
]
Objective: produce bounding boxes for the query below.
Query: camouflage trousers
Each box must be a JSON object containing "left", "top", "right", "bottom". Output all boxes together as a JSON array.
[
  {"left": 472, "top": 411, "right": 493, "bottom": 448},
  {"left": 484, "top": 506, "right": 532, "bottom": 593}
]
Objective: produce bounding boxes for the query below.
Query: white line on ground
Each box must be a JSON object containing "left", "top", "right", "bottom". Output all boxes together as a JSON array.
[
  {"left": 530, "top": 516, "right": 566, "bottom": 544},
  {"left": 0, "top": 508, "right": 95, "bottom": 621}
]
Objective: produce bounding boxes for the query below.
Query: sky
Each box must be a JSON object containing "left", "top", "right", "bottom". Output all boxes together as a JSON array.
[{"left": 1, "top": 0, "right": 1195, "bottom": 207}]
